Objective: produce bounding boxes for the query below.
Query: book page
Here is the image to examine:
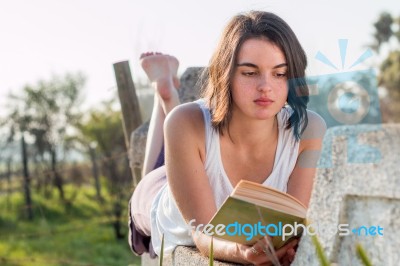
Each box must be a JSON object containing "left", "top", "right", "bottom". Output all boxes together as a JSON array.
[{"left": 232, "top": 180, "right": 307, "bottom": 216}]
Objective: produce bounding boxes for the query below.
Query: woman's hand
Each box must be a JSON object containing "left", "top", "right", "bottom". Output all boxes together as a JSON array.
[
  {"left": 239, "top": 236, "right": 298, "bottom": 266},
  {"left": 279, "top": 245, "right": 297, "bottom": 266}
]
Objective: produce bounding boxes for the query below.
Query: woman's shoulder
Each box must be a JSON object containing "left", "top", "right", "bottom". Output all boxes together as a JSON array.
[
  {"left": 166, "top": 101, "right": 203, "bottom": 124},
  {"left": 278, "top": 106, "right": 326, "bottom": 138},
  {"left": 298, "top": 110, "right": 327, "bottom": 152},
  {"left": 164, "top": 101, "right": 205, "bottom": 139},
  {"left": 303, "top": 110, "right": 327, "bottom": 139}
]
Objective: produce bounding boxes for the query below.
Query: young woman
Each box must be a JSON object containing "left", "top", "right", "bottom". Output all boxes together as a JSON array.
[{"left": 129, "top": 11, "right": 326, "bottom": 265}]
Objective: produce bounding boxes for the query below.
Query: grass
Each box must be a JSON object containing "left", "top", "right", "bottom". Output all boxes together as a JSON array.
[
  {"left": 0, "top": 184, "right": 140, "bottom": 266},
  {"left": 356, "top": 243, "right": 373, "bottom": 266},
  {"left": 209, "top": 237, "right": 213, "bottom": 266}
]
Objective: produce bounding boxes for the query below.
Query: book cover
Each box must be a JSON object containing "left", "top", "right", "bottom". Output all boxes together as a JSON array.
[{"left": 206, "top": 180, "right": 306, "bottom": 249}]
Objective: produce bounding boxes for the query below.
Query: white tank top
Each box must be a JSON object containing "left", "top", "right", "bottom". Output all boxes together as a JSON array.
[{"left": 150, "top": 99, "right": 300, "bottom": 256}]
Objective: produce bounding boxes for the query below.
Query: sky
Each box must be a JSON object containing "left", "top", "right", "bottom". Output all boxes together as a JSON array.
[{"left": 1, "top": 0, "right": 399, "bottom": 115}]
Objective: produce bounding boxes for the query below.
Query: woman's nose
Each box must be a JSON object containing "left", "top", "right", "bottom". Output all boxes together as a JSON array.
[{"left": 257, "top": 75, "right": 272, "bottom": 92}]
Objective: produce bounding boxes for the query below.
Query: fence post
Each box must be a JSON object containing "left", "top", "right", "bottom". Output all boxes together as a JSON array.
[
  {"left": 21, "top": 135, "right": 33, "bottom": 220},
  {"left": 113, "top": 61, "right": 143, "bottom": 185}
]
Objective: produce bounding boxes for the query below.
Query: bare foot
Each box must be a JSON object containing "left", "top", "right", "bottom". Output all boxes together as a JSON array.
[{"left": 140, "top": 52, "right": 180, "bottom": 100}]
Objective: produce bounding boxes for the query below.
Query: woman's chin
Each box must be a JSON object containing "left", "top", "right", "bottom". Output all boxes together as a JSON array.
[{"left": 253, "top": 111, "right": 278, "bottom": 120}]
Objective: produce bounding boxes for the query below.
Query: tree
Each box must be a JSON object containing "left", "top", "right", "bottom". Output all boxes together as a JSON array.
[
  {"left": 4, "top": 73, "right": 86, "bottom": 202},
  {"left": 371, "top": 12, "right": 400, "bottom": 122},
  {"left": 77, "top": 99, "right": 132, "bottom": 239},
  {"left": 372, "top": 12, "right": 394, "bottom": 50}
]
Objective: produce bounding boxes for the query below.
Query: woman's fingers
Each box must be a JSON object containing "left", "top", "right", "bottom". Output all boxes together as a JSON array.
[
  {"left": 259, "top": 236, "right": 298, "bottom": 259},
  {"left": 279, "top": 239, "right": 298, "bottom": 253},
  {"left": 246, "top": 239, "right": 294, "bottom": 265},
  {"left": 280, "top": 246, "right": 297, "bottom": 266},
  {"left": 287, "top": 247, "right": 296, "bottom": 259},
  {"left": 245, "top": 238, "right": 299, "bottom": 265}
]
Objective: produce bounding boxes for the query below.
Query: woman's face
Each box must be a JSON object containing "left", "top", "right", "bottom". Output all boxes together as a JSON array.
[{"left": 231, "top": 38, "right": 288, "bottom": 121}]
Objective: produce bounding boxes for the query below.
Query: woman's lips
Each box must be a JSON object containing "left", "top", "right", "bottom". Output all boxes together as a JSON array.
[{"left": 254, "top": 97, "right": 274, "bottom": 106}]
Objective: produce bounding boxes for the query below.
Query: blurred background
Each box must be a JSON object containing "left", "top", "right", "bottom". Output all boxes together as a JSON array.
[{"left": 0, "top": 0, "right": 399, "bottom": 265}]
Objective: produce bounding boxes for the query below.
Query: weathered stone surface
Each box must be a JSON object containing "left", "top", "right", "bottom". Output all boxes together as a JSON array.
[
  {"left": 292, "top": 124, "right": 400, "bottom": 266},
  {"left": 335, "top": 196, "right": 400, "bottom": 266},
  {"left": 141, "top": 253, "right": 158, "bottom": 266},
  {"left": 142, "top": 246, "right": 240, "bottom": 266},
  {"left": 163, "top": 246, "right": 240, "bottom": 266},
  {"left": 129, "top": 121, "right": 149, "bottom": 170},
  {"left": 178, "top": 67, "right": 205, "bottom": 104}
]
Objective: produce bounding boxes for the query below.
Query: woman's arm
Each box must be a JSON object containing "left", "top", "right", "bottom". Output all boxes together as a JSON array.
[
  {"left": 164, "top": 103, "right": 245, "bottom": 261},
  {"left": 164, "top": 102, "right": 217, "bottom": 225},
  {"left": 164, "top": 103, "right": 248, "bottom": 263},
  {"left": 280, "top": 111, "right": 326, "bottom": 265},
  {"left": 287, "top": 110, "right": 327, "bottom": 207}
]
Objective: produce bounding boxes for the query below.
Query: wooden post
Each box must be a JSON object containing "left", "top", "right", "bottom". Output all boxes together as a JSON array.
[{"left": 113, "top": 61, "right": 142, "bottom": 185}]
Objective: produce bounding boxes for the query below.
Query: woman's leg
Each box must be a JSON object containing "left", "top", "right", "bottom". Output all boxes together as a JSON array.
[
  {"left": 128, "top": 52, "right": 181, "bottom": 257},
  {"left": 140, "top": 52, "right": 181, "bottom": 176},
  {"left": 129, "top": 166, "right": 167, "bottom": 257}
]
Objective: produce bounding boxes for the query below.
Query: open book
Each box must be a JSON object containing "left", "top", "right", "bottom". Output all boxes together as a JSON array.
[{"left": 206, "top": 180, "right": 307, "bottom": 249}]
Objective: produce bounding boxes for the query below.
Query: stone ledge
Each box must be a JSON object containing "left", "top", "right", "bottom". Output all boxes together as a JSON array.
[
  {"left": 141, "top": 246, "right": 241, "bottom": 266},
  {"left": 163, "top": 246, "right": 241, "bottom": 266},
  {"left": 293, "top": 123, "right": 400, "bottom": 266}
]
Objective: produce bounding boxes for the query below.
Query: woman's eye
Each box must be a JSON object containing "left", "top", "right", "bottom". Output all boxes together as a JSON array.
[
  {"left": 242, "top": 72, "right": 257, "bottom": 76},
  {"left": 276, "top": 73, "right": 287, "bottom": 78}
]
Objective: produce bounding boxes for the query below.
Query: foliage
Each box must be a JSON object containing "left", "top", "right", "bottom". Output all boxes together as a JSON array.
[
  {"left": 2, "top": 73, "right": 86, "bottom": 201},
  {"left": 311, "top": 234, "right": 331, "bottom": 266},
  {"left": 310, "top": 235, "right": 374, "bottom": 266},
  {"left": 5, "top": 73, "right": 85, "bottom": 157},
  {"left": 307, "top": 222, "right": 374, "bottom": 266},
  {"left": 379, "top": 50, "right": 400, "bottom": 94},
  {"left": 209, "top": 237, "right": 214, "bottom": 266},
  {"left": 76, "top": 100, "right": 125, "bottom": 157},
  {"left": 356, "top": 243, "right": 373, "bottom": 266},
  {"left": 159, "top": 234, "right": 164, "bottom": 266},
  {"left": 0, "top": 184, "right": 139, "bottom": 266},
  {"left": 372, "top": 12, "right": 395, "bottom": 50},
  {"left": 76, "top": 100, "right": 133, "bottom": 239},
  {"left": 371, "top": 12, "right": 400, "bottom": 122}
]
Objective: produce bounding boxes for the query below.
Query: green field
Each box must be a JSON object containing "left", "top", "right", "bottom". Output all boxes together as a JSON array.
[{"left": 0, "top": 184, "right": 141, "bottom": 266}]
